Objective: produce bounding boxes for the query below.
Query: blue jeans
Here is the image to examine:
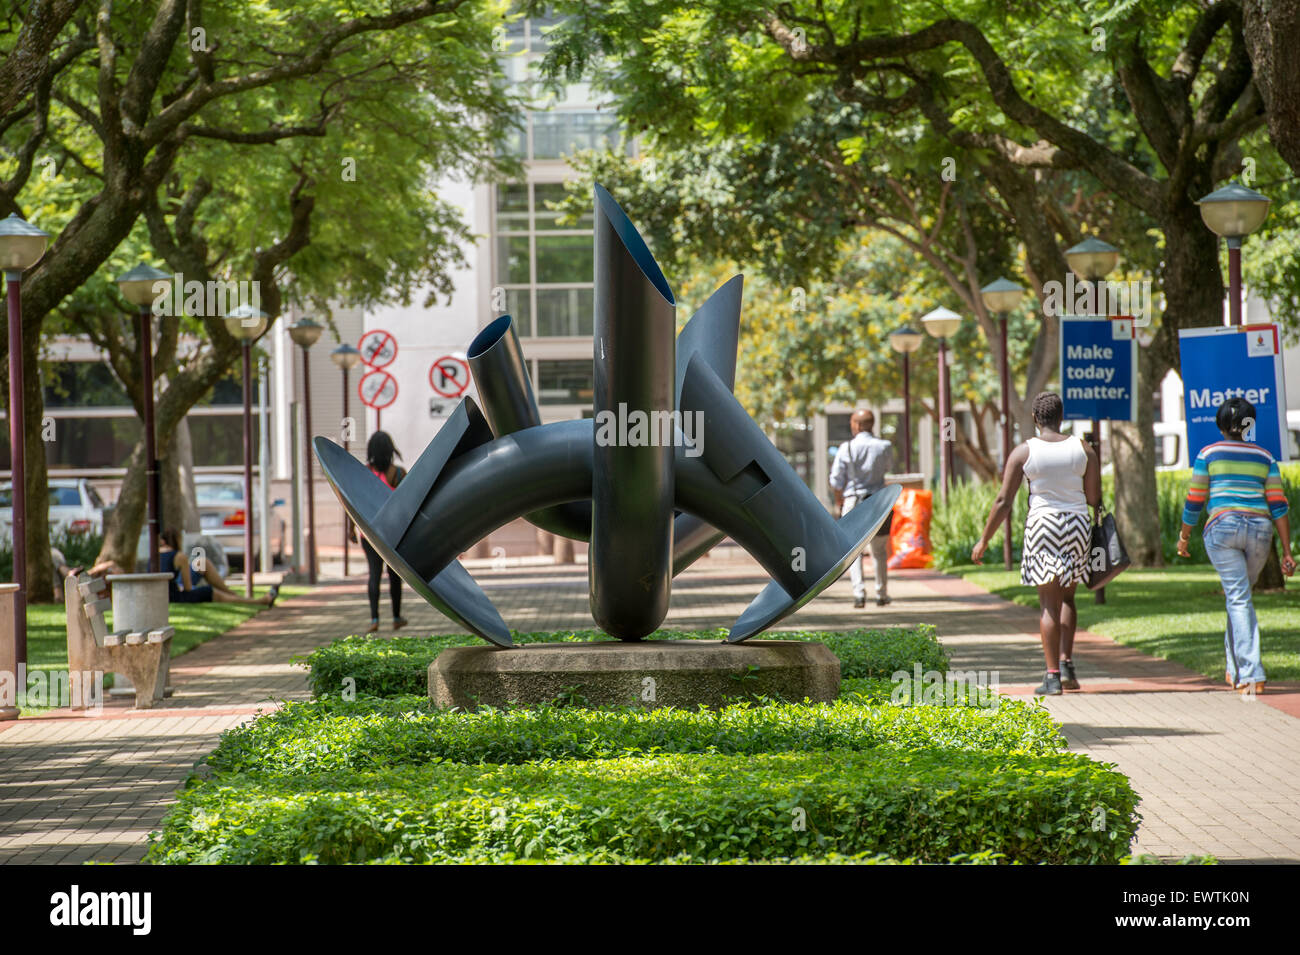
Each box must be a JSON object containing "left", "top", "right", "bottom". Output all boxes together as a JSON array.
[{"left": 1204, "top": 513, "right": 1274, "bottom": 685}]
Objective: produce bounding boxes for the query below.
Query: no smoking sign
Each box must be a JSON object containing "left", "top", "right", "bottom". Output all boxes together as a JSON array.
[{"left": 430, "top": 355, "right": 470, "bottom": 398}]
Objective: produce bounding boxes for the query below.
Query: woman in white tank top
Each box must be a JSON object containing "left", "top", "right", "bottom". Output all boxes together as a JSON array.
[{"left": 971, "top": 392, "right": 1101, "bottom": 695}]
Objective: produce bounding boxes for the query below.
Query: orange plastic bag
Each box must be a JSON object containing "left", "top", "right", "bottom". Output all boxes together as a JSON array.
[{"left": 888, "top": 488, "right": 934, "bottom": 569}]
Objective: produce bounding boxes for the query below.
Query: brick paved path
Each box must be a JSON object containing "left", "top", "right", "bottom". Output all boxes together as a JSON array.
[{"left": 2, "top": 549, "right": 1297, "bottom": 863}]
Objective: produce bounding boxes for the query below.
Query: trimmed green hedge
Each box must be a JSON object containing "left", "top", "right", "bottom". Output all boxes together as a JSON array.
[
  {"left": 147, "top": 748, "right": 1137, "bottom": 865},
  {"left": 202, "top": 692, "right": 1064, "bottom": 776},
  {"left": 298, "top": 625, "right": 950, "bottom": 698}
]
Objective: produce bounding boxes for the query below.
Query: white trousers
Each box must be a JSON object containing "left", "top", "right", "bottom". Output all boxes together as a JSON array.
[{"left": 843, "top": 494, "right": 889, "bottom": 600}]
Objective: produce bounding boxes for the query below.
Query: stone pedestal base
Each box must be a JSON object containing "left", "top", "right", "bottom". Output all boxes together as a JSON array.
[{"left": 429, "top": 640, "right": 839, "bottom": 710}]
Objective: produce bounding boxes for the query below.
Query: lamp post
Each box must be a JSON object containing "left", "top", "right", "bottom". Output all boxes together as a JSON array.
[
  {"left": 1065, "top": 237, "right": 1120, "bottom": 604},
  {"left": 116, "top": 264, "right": 173, "bottom": 572},
  {"left": 888, "top": 325, "right": 923, "bottom": 473},
  {"left": 288, "top": 318, "right": 323, "bottom": 584},
  {"left": 224, "top": 303, "right": 269, "bottom": 596},
  {"left": 921, "top": 307, "right": 963, "bottom": 504},
  {"left": 1196, "top": 183, "right": 1271, "bottom": 327},
  {"left": 0, "top": 213, "right": 48, "bottom": 701},
  {"left": 331, "top": 343, "right": 362, "bottom": 576},
  {"left": 981, "top": 277, "right": 1026, "bottom": 570}
]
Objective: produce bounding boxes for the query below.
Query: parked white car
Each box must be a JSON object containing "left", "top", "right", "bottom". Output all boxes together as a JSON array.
[{"left": 0, "top": 478, "right": 106, "bottom": 538}]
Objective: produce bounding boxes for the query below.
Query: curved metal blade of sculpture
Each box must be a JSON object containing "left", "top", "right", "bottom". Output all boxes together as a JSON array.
[{"left": 313, "top": 185, "right": 899, "bottom": 647}]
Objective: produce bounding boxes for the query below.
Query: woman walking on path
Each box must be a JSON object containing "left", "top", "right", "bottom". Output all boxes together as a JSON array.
[
  {"left": 1178, "top": 397, "right": 1293, "bottom": 695},
  {"left": 971, "top": 392, "right": 1101, "bottom": 695},
  {"left": 360, "top": 431, "right": 408, "bottom": 633}
]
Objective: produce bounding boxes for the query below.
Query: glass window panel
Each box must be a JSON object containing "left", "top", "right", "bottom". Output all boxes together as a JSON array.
[
  {"left": 535, "top": 288, "right": 593, "bottom": 337},
  {"left": 531, "top": 110, "right": 621, "bottom": 159},
  {"left": 529, "top": 13, "right": 561, "bottom": 51},
  {"left": 537, "top": 359, "right": 594, "bottom": 405},
  {"left": 495, "top": 235, "right": 531, "bottom": 285},
  {"left": 495, "top": 287, "right": 532, "bottom": 337},
  {"left": 43, "top": 361, "right": 131, "bottom": 408},
  {"left": 533, "top": 182, "right": 592, "bottom": 229},
  {"left": 495, "top": 183, "right": 530, "bottom": 231},
  {"left": 535, "top": 233, "right": 592, "bottom": 283}
]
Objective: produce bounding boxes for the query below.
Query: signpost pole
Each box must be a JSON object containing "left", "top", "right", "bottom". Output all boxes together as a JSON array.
[{"left": 343, "top": 363, "right": 351, "bottom": 578}]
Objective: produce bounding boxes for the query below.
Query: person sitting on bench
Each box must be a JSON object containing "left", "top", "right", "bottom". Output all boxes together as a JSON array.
[{"left": 160, "top": 527, "right": 278, "bottom": 606}]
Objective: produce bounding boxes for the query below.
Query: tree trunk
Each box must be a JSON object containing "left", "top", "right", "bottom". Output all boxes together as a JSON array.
[
  {"left": 21, "top": 330, "right": 54, "bottom": 602},
  {"left": 1110, "top": 347, "right": 1164, "bottom": 566},
  {"left": 1257, "top": 541, "right": 1286, "bottom": 591},
  {"left": 1244, "top": 0, "right": 1300, "bottom": 177},
  {"left": 161, "top": 416, "right": 199, "bottom": 534},
  {"left": 98, "top": 442, "right": 148, "bottom": 572}
]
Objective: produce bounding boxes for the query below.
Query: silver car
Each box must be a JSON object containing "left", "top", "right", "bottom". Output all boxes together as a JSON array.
[
  {"left": 194, "top": 475, "right": 287, "bottom": 569},
  {"left": 0, "top": 478, "right": 106, "bottom": 538}
]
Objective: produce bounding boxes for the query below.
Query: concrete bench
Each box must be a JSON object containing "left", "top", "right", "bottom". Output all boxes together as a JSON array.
[{"left": 65, "top": 574, "right": 174, "bottom": 710}]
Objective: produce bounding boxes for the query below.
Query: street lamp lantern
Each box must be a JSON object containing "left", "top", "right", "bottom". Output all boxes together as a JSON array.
[
  {"left": 1197, "top": 182, "right": 1271, "bottom": 240},
  {"left": 979, "top": 276, "right": 1025, "bottom": 315},
  {"left": 224, "top": 301, "right": 268, "bottom": 595},
  {"left": 116, "top": 263, "right": 171, "bottom": 307},
  {"left": 288, "top": 316, "right": 324, "bottom": 348},
  {"left": 0, "top": 214, "right": 48, "bottom": 718},
  {"left": 289, "top": 318, "right": 323, "bottom": 584},
  {"left": 889, "top": 325, "right": 924, "bottom": 475},
  {"left": 920, "top": 306, "right": 962, "bottom": 340},
  {"left": 330, "top": 342, "right": 361, "bottom": 370},
  {"left": 888, "top": 325, "right": 924, "bottom": 355},
  {"left": 1198, "top": 182, "right": 1270, "bottom": 328},
  {"left": 224, "top": 303, "right": 269, "bottom": 341},
  {"left": 1064, "top": 237, "right": 1120, "bottom": 281},
  {"left": 921, "top": 307, "right": 963, "bottom": 502},
  {"left": 116, "top": 263, "right": 173, "bottom": 572},
  {"left": 0, "top": 213, "right": 49, "bottom": 272},
  {"left": 981, "top": 277, "right": 1026, "bottom": 570}
]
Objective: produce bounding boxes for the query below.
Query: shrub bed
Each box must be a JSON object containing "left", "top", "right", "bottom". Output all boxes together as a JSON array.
[
  {"left": 147, "top": 748, "right": 1137, "bottom": 865},
  {"left": 203, "top": 692, "right": 1064, "bottom": 776},
  {"left": 299, "top": 625, "right": 949, "bottom": 698}
]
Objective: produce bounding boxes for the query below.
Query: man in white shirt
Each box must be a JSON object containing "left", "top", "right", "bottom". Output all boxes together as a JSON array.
[{"left": 830, "top": 409, "right": 894, "bottom": 608}]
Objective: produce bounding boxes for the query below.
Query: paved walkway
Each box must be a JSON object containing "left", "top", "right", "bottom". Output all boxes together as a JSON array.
[{"left": 2, "top": 550, "right": 1297, "bottom": 863}]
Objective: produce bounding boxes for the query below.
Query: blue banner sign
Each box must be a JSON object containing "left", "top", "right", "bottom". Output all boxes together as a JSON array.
[
  {"left": 1178, "top": 324, "right": 1289, "bottom": 462},
  {"left": 1059, "top": 316, "right": 1137, "bottom": 422}
]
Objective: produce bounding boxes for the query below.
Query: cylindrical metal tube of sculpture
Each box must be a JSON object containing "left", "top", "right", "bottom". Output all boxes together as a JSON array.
[
  {"left": 590, "top": 184, "right": 676, "bottom": 639},
  {"left": 467, "top": 314, "right": 592, "bottom": 541}
]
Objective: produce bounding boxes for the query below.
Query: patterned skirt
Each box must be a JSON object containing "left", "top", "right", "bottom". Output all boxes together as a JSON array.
[{"left": 1021, "top": 510, "right": 1091, "bottom": 587}]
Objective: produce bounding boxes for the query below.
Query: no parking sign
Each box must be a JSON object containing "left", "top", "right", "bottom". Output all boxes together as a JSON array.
[{"left": 430, "top": 354, "right": 470, "bottom": 398}]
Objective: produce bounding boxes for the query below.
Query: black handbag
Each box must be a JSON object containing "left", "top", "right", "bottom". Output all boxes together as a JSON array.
[{"left": 1086, "top": 507, "right": 1130, "bottom": 590}]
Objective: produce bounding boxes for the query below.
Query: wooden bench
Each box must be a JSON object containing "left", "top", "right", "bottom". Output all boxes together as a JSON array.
[{"left": 65, "top": 574, "right": 174, "bottom": 710}]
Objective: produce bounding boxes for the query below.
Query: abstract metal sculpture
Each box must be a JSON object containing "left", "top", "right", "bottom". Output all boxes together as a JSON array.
[{"left": 314, "top": 185, "right": 899, "bottom": 647}]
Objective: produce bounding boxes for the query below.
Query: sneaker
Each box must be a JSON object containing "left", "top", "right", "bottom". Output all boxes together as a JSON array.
[
  {"left": 393, "top": 617, "right": 408, "bottom": 631},
  {"left": 875, "top": 596, "right": 892, "bottom": 607},
  {"left": 1035, "top": 671, "right": 1063, "bottom": 696},
  {"left": 1060, "top": 659, "right": 1080, "bottom": 690},
  {"left": 853, "top": 597, "right": 866, "bottom": 609}
]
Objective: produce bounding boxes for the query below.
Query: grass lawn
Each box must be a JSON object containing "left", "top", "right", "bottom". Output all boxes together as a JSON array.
[
  {"left": 24, "top": 584, "right": 310, "bottom": 675},
  {"left": 954, "top": 564, "right": 1300, "bottom": 682}
]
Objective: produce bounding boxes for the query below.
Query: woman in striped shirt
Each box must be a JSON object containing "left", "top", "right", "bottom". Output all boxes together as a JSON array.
[{"left": 1179, "top": 397, "right": 1294, "bottom": 695}]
